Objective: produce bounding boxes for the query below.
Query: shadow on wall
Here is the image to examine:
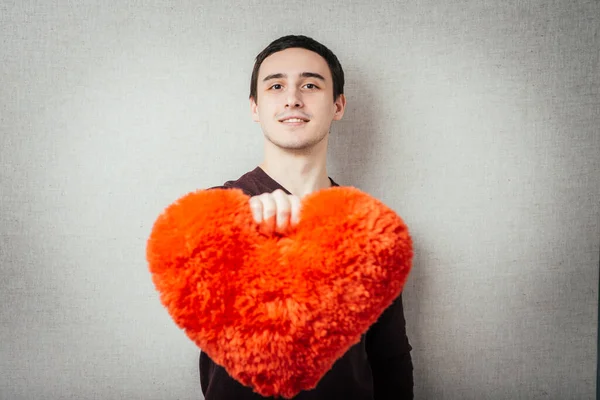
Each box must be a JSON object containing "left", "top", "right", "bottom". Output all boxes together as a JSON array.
[{"left": 328, "top": 68, "right": 378, "bottom": 189}]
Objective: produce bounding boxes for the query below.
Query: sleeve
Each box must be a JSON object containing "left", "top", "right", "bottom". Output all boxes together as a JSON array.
[
  {"left": 365, "top": 294, "right": 414, "bottom": 399},
  {"left": 199, "top": 350, "right": 213, "bottom": 395}
]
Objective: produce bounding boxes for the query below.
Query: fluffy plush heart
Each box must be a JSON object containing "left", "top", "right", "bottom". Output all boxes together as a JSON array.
[{"left": 146, "top": 187, "right": 412, "bottom": 398}]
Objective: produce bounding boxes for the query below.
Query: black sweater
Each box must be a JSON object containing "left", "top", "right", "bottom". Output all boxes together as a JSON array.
[{"left": 199, "top": 167, "right": 413, "bottom": 399}]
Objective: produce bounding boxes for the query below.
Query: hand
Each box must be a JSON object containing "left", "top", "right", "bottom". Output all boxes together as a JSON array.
[{"left": 249, "top": 189, "right": 301, "bottom": 234}]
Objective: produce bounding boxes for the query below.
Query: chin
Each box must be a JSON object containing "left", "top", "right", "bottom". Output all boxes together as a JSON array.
[
  {"left": 266, "top": 132, "right": 327, "bottom": 151},
  {"left": 275, "top": 141, "right": 315, "bottom": 151}
]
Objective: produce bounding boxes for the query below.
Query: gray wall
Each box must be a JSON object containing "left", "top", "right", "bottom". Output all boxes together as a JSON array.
[{"left": 1, "top": 1, "right": 598, "bottom": 399}]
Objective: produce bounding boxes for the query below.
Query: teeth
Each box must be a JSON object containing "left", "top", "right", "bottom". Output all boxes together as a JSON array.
[{"left": 283, "top": 118, "right": 305, "bottom": 123}]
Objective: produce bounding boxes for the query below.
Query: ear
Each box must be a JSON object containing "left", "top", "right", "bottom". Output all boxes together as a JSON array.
[
  {"left": 250, "top": 96, "right": 260, "bottom": 122},
  {"left": 332, "top": 94, "right": 346, "bottom": 121}
]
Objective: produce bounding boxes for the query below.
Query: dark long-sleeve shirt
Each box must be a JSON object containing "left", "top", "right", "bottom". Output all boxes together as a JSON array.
[{"left": 199, "top": 167, "right": 413, "bottom": 399}]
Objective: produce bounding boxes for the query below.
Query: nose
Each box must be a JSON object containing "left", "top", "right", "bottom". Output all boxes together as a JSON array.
[{"left": 285, "top": 87, "right": 303, "bottom": 108}]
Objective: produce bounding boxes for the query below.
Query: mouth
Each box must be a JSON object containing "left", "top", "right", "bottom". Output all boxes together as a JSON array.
[{"left": 279, "top": 117, "right": 310, "bottom": 126}]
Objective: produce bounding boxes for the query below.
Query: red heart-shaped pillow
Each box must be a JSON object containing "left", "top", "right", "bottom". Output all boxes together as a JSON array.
[{"left": 146, "top": 187, "right": 412, "bottom": 398}]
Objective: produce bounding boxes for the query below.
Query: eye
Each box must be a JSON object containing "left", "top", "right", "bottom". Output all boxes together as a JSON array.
[
  {"left": 269, "top": 84, "right": 283, "bottom": 90},
  {"left": 304, "top": 83, "right": 319, "bottom": 89}
]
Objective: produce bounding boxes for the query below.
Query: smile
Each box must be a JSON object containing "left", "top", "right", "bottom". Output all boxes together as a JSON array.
[{"left": 280, "top": 118, "right": 309, "bottom": 125}]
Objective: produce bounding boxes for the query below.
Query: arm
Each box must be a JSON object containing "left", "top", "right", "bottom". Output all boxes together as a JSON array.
[{"left": 366, "top": 294, "right": 414, "bottom": 399}]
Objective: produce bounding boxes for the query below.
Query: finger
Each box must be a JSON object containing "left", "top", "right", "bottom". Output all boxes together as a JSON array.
[
  {"left": 271, "top": 190, "right": 291, "bottom": 232},
  {"left": 249, "top": 197, "right": 263, "bottom": 223},
  {"left": 261, "top": 193, "right": 277, "bottom": 233},
  {"left": 289, "top": 195, "right": 301, "bottom": 225}
]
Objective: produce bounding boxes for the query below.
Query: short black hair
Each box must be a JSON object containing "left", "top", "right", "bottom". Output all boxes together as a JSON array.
[{"left": 249, "top": 35, "right": 345, "bottom": 103}]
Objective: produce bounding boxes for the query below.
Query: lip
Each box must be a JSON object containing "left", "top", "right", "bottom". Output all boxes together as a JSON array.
[
  {"left": 279, "top": 116, "right": 310, "bottom": 124},
  {"left": 280, "top": 119, "right": 308, "bottom": 127},
  {"left": 279, "top": 116, "right": 310, "bottom": 128}
]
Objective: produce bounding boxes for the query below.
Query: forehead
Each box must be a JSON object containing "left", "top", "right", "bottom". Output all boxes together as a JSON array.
[{"left": 258, "top": 48, "right": 332, "bottom": 81}]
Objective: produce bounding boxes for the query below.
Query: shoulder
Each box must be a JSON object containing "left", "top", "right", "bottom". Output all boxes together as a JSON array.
[
  {"left": 210, "top": 168, "right": 264, "bottom": 197},
  {"left": 222, "top": 172, "right": 255, "bottom": 195}
]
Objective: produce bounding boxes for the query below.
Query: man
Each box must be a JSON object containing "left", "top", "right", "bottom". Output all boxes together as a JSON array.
[{"left": 199, "top": 35, "right": 413, "bottom": 399}]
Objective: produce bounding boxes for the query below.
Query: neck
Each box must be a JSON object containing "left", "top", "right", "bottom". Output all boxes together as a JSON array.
[{"left": 260, "top": 136, "right": 331, "bottom": 198}]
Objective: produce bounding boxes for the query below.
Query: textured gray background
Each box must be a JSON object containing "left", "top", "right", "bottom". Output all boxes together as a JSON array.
[{"left": 1, "top": 0, "right": 598, "bottom": 399}]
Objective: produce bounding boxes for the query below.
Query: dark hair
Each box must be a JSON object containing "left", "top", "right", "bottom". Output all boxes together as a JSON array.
[{"left": 249, "top": 35, "right": 345, "bottom": 103}]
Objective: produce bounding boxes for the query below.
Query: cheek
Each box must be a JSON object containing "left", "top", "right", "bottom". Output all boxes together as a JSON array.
[
  {"left": 315, "top": 101, "right": 336, "bottom": 119},
  {"left": 258, "top": 99, "right": 278, "bottom": 117}
]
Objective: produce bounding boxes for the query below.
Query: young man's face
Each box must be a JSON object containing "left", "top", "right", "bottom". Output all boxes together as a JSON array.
[{"left": 250, "top": 47, "right": 346, "bottom": 151}]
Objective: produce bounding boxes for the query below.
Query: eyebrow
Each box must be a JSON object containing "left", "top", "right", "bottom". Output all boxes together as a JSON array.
[{"left": 262, "top": 72, "right": 326, "bottom": 83}]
